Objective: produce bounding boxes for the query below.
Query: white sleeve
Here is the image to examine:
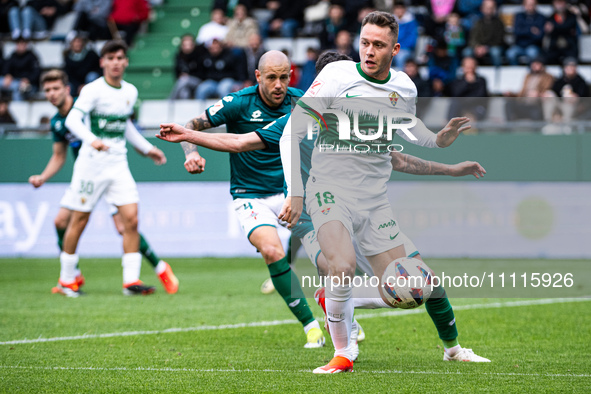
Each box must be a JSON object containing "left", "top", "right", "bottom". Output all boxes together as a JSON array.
[
  {"left": 280, "top": 115, "right": 306, "bottom": 197},
  {"left": 64, "top": 107, "right": 97, "bottom": 145},
  {"left": 398, "top": 117, "right": 439, "bottom": 148},
  {"left": 125, "top": 119, "right": 153, "bottom": 155}
]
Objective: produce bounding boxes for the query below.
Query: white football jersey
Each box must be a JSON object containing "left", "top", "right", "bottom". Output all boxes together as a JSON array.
[
  {"left": 72, "top": 77, "right": 138, "bottom": 161},
  {"left": 292, "top": 60, "right": 418, "bottom": 195}
]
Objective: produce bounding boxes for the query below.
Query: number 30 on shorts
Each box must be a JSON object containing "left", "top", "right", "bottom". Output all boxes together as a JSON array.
[
  {"left": 79, "top": 180, "right": 94, "bottom": 195},
  {"left": 315, "top": 191, "right": 335, "bottom": 207}
]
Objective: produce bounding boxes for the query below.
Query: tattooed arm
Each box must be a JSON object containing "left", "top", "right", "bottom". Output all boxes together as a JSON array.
[
  {"left": 180, "top": 112, "right": 212, "bottom": 174},
  {"left": 390, "top": 151, "right": 486, "bottom": 178}
]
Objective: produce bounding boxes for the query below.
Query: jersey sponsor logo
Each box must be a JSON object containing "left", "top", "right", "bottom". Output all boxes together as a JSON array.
[
  {"left": 250, "top": 110, "right": 263, "bottom": 122},
  {"left": 98, "top": 119, "right": 107, "bottom": 129},
  {"left": 209, "top": 100, "right": 224, "bottom": 116},
  {"left": 345, "top": 93, "right": 361, "bottom": 98},
  {"left": 378, "top": 220, "right": 396, "bottom": 230},
  {"left": 389, "top": 232, "right": 400, "bottom": 240},
  {"left": 307, "top": 79, "right": 324, "bottom": 97},
  {"left": 223, "top": 96, "right": 233, "bottom": 102},
  {"left": 55, "top": 120, "right": 62, "bottom": 130},
  {"left": 321, "top": 207, "right": 331, "bottom": 215},
  {"left": 250, "top": 210, "right": 258, "bottom": 220}
]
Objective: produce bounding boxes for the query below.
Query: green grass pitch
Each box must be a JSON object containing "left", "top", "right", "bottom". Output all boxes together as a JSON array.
[{"left": 1, "top": 257, "right": 590, "bottom": 392}]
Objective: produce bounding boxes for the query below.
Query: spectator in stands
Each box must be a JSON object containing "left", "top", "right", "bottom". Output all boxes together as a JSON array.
[
  {"left": 506, "top": 0, "right": 545, "bottom": 65},
  {"left": 195, "top": 38, "right": 245, "bottom": 99},
  {"left": 423, "top": 0, "right": 455, "bottom": 45},
  {"left": 448, "top": 56, "right": 488, "bottom": 121},
  {"left": 544, "top": 0, "right": 579, "bottom": 65},
  {"left": 392, "top": 1, "right": 418, "bottom": 70},
  {"left": 243, "top": 33, "right": 265, "bottom": 84},
  {"left": 170, "top": 34, "right": 205, "bottom": 99},
  {"left": 281, "top": 48, "right": 299, "bottom": 88},
  {"left": 225, "top": 3, "right": 258, "bottom": 49},
  {"left": 319, "top": 3, "right": 347, "bottom": 50},
  {"left": 428, "top": 40, "right": 458, "bottom": 97},
  {"left": 72, "top": 0, "right": 112, "bottom": 41},
  {"left": 263, "top": 0, "right": 304, "bottom": 38},
  {"left": 8, "top": 0, "right": 66, "bottom": 41},
  {"left": 443, "top": 13, "right": 466, "bottom": 59},
  {"left": 505, "top": 57, "right": 553, "bottom": 121},
  {"left": 456, "top": 0, "right": 483, "bottom": 32},
  {"left": 405, "top": 59, "right": 432, "bottom": 97},
  {"left": 542, "top": 57, "right": 589, "bottom": 123},
  {"left": 110, "top": 0, "right": 150, "bottom": 46},
  {"left": 0, "top": 38, "right": 40, "bottom": 101},
  {"left": 334, "top": 30, "right": 359, "bottom": 62},
  {"left": 0, "top": 98, "right": 16, "bottom": 124},
  {"left": 196, "top": 8, "right": 228, "bottom": 45},
  {"left": 63, "top": 33, "right": 101, "bottom": 95},
  {"left": 462, "top": 0, "right": 505, "bottom": 67},
  {"left": 297, "top": 47, "right": 319, "bottom": 92},
  {"left": 1, "top": 0, "right": 19, "bottom": 39}
]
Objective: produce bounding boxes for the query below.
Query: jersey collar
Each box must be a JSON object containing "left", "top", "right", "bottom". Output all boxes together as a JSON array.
[{"left": 356, "top": 63, "right": 391, "bottom": 84}]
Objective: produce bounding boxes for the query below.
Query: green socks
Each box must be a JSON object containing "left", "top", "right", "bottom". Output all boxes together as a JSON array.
[
  {"left": 425, "top": 285, "right": 459, "bottom": 345},
  {"left": 56, "top": 228, "right": 66, "bottom": 251},
  {"left": 139, "top": 233, "right": 159, "bottom": 268},
  {"left": 267, "top": 256, "right": 315, "bottom": 327}
]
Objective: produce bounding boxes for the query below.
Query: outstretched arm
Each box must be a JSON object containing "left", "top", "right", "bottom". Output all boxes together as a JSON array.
[
  {"left": 391, "top": 151, "right": 486, "bottom": 178},
  {"left": 28, "top": 142, "right": 68, "bottom": 187},
  {"left": 158, "top": 123, "right": 265, "bottom": 153},
  {"left": 402, "top": 117, "right": 471, "bottom": 148}
]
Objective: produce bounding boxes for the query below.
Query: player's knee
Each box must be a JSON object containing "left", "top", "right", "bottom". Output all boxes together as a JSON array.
[
  {"left": 124, "top": 216, "right": 138, "bottom": 233},
  {"left": 260, "top": 244, "right": 284, "bottom": 263},
  {"left": 54, "top": 216, "right": 68, "bottom": 230},
  {"left": 329, "top": 261, "right": 356, "bottom": 278}
]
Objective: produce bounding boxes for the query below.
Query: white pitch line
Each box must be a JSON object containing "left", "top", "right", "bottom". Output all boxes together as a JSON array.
[
  {"left": 1, "top": 297, "right": 589, "bottom": 346},
  {"left": 0, "top": 365, "right": 589, "bottom": 379}
]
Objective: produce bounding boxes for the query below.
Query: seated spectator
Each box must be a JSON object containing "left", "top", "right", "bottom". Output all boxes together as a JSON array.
[
  {"left": 505, "top": 57, "right": 553, "bottom": 121},
  {"left": 110, "top": 0, "right": 150, "bottom": 46},
  {"left": 1, "top": 0, "right": 19, "bottom": 39},
  {"left": 544, "top": 0, "right": 578, "bottom": 65},
  {"left": 443, "top": 13, "right": 466, "bottom": 59},
  {"left": 0, "top": 38, "right": 40, "bottom": 101},
  {"left": 170, "top": 34, "right": 206, "bottom": 99},
  {"left": 195, "top": 38, "right": 246, "bottom": 99},
  {"left": 506, "top": 0, "right": 545, "bottom": 65},
  {"left": 197, "top": 8, "right": 228, "bottom": 45},
  {"left": 456, "top": 0, "right": 483, "bottom": 32},
  {"left": 63, "top": 33, "right": 101, "bottom": 95},
  {"left": 0, "top": 97, "right": 16, "bottom": 124},
  {"left": 263, "top": 0, "right": 304, "bottom": 38},
  {"left": 243, "top": 33, "right": 265, "bottom": 84},
  {"left": 225, "top": 3, "right": 259, "bottom": 48},
  {"left": 448, "top": 56, "right": 488, "bottom": 121},
  {"left": 335, "top": 30, "right": 359, "bottom": 62},
  {"left": 8, "top": 0, "right": 67, "bottom": 41},
  {"left": 319, "top": 3, "right": 347, "bottom": 50},
  {"left": 297, "top": 47, "right": 319, "bottom": 91},
  {"left": 542, "top": 57, "right": 589, "bottom": 123},
  {"left": 405, "top": 59, "right": 432, "bottom": 97},
  {"left": 428, "top": 40, "right": 458, "bottom": 97},
  {"left": 392, "top": 1, "right": 418, "bottom": 70},
  {"left": 72, "top": 0, "right": 112, "bottom": 41},
  {"left": 462, "top": 0, "right": 505, "bottom": 67}
]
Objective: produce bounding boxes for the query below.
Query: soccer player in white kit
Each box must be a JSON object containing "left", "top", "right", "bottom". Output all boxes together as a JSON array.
[
  {"left": 59, "top": 40, "right": 167, "bottom": 297},
  {"left": 282, "top": 12, "right": 490, "bottom": 372}
]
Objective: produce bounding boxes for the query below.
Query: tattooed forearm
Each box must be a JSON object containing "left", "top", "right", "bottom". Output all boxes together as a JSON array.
[
  {"left": 181, "top": 141, "right": 198, "bottom": 155},
  {"left": 185, "top": 114, "right": 211, "bottom": 131},
  {"left": 394, "top": 153, "right": 448, "bottom": 175}
]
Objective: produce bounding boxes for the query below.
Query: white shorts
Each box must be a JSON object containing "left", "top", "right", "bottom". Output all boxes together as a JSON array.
[
  {"left": 301, "top": 229, "right": 419, "bottom": 276},
  {"left": 232, "top": 193, "right": 288, "bottom": 239},
  {"left": 306, "top": 185, "right": 403, "bottom": 256},
  {"left": 60, "top": 187, "right": 120, "bottom": 216},
  {"left": 67, "top": 157, "right": 139, "bottom": 212}
]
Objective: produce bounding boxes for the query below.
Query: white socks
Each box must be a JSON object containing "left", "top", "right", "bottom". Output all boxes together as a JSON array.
[
  {"left": 303, "top": 320, "right": 321, "bottom": 335},
  {"left": 326, "top": 284, "right": 354, "bottom": 360},
  {"left": 59, "top": 252, "right": 79, "bottom": 284},
  {"left": 352, "top": 283, "right": 391, "bottom": 309},
  {"left": 155, "top": 260, "right": 167, "bottom": 275},
  {"left": 122, "top": 252, "right": 142, "bottom": 285},
  {"left": 445, "top": 344, "right": 462, "bottom": 357}
]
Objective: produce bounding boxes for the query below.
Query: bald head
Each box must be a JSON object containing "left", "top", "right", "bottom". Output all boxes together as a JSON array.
[
  {"left": 255, "top": 50, "right": 292, "bottom": 108},
  {"left": 257, "top": 50, "right": 290, "bottom": 73}
]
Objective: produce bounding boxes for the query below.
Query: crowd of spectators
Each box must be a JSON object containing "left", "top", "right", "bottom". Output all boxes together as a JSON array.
[{"left": 2, "top": 0, "right": 591, "bottom": 132}]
